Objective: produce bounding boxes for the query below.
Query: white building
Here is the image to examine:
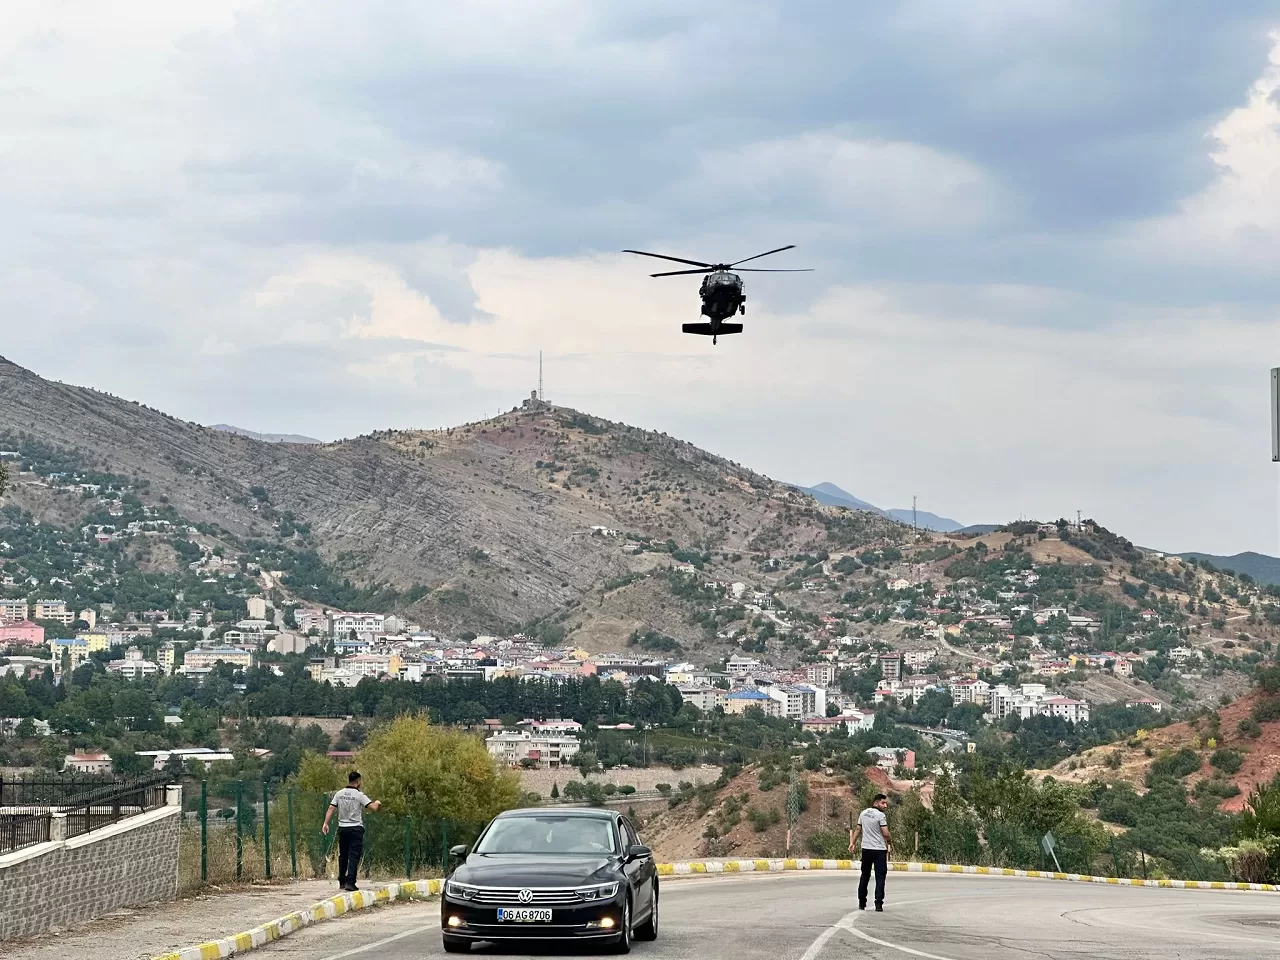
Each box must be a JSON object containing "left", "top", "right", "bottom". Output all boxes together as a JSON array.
[
  {"left": 805, "top": 662, "right": 838, "bottom": 688},
  {"left": 764, "top": 684, "right": 819, "bottom": 719},
  {"left": 948, "top": 678, "right": 990, "bottom": 705},
  {"left": 990, "top": 683, "right": 1089, "bottom": 724},
  {"left": 107, "top": 647, "right": 159, "bottom": 680},
  {"left": 839, "top": 708, "right": 875, "bottom": 733},
  {"left": 33, "top": 600, "right": 75, "bottom": 624},
  {"left": 183, "top": 646, "right": 254, "bottom": 671},
  {"left": 331, "top": 613, "right": 386, "bottom": 640},
  {"left": 1040, "top": 696, "right": 1090, "bottom": 723},
  {"left": 485, "top": 730, "right": 580, "bottom": 768},
  {"left": 678, "top": 685, "right": 727, "bottom": 713},
  {"left": 246, "top": 596, "right": 268, "bottom": 620},
  {"left": 903, "top": 649, "right": 937, "bottom": 669}
]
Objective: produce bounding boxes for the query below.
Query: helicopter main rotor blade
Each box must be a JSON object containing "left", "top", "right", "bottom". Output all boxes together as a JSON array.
[
  {"left": 622, "top": 250, "right": 713, "bottom": 269},
  {"left": 650, "top": 267, "right": 714, "bottom": 277},
  {"left": 729, "top": 244, "right": 796, "bottom": 267},
  {"left": 736, "top": 267, "right": 814, "bottom": 272}
]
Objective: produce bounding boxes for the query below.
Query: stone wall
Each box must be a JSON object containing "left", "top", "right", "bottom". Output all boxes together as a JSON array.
[{"left": 0, "top": 791, "right": 181, "bottom": 940}]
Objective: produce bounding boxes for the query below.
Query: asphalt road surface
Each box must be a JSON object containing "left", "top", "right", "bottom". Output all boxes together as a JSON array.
[{"left": 250, "top": 872, "right": 1280, "bottom": 960}]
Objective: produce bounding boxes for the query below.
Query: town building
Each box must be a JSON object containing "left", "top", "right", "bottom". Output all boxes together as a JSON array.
[
  {"left": 484, "top": 730, "right": 581, "bottom": 769},
  {"left": 107, "top": 647, "right": 159, "bottom": 680},
  {"left": 33, "top": 600, "right": 75, "bottom": 624},
  {"left": 331, "top": 612, "right": 386, "bottom": 640},
  {"left": 247, "top": 596, "right": 268, "bottom": 620},
  {"left": 724, "top": 689, "right": 781, "bottom": 717},
  {"left": 804, "top": 662, "right": 838, "bottom": 688},
  {"left": 677, "top": 685, "right": 727, "bottom": 713},
  {"left": 878, "top": 653, "right": 902, "bottom": 682},
  {"left": 0, "top": 599, "right": 29, "bottom": 621},
  {"left": 64, "top": 752, "right": 113, "bottom": 774},
  {"left": 0, "top": 620, "right": 44, "bottom": 646},
  {"left": 183, "top": 646, "right": 254, "bottom": 671},
  {"left": 1125, "top": 697, "right": 1163, "bottom": 713}
]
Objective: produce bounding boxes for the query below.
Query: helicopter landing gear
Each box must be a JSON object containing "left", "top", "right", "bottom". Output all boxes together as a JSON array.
[{"left": 712, "top": 334, "right": 718, "bottom": 345}]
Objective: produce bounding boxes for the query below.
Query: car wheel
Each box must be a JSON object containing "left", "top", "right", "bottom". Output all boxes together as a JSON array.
[
  {"left": 635, "top": 886, "right": 658, "bottom": 941},
  {"left": 612, "top": 896, "right": 632, "bottom": 954},
  {"left": 442, "top": 935, "right": 470, "bottom": 953}
]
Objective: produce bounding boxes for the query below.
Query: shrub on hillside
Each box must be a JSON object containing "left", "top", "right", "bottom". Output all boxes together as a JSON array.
[
  {"left": 1251, "top": 696, "right": 1280, "bottom": 723},
  {"left": 1238, "top": 718, "right": 1263, "bottom": 739},
  {"left": 1147, "top": 748, "right": 1201, "bottom": 783},
  {"left": 1210, "top": 749, "right": 1244, "bottom": 775}
]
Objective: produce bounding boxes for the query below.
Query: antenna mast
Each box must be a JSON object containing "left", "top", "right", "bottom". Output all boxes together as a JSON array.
[
  {"left": 912, "top": 495, "right": 917, "bottom": 532},
  {"left": 539, "top": 351, "right": 543, "bottom": 402}
]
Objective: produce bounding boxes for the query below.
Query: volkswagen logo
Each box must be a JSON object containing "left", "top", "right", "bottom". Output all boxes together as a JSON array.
[{"left": 517, "top": 889, "right": 534, "bottom": 903}]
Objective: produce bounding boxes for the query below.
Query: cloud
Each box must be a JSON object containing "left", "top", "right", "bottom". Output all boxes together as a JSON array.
[
  {"left": 2, "top": 3, "right": 1280, "bottom": 555},
  {"left": 1121, "top": 32, "right": 1280, "bottom": 269}
]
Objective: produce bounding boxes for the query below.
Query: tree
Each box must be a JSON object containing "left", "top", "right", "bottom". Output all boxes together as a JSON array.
[
  {"left": 550, "top": 782, "right": 560, "bottom": 799},
  {"left": 355, "top": 715, "right": 520, "bottom": 824},
  {"left": 0, "top": 460, "right": 7, "bottom": 496}
]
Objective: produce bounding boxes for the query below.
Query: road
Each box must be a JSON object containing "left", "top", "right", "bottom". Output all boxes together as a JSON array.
[{"left": 246, "top": 872, "right": 1280, "bottom": 960}]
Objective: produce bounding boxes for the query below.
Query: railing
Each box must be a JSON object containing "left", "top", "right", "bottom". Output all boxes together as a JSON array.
[{"left": 0, "top": 772, "right": 171, "bottom": 854}]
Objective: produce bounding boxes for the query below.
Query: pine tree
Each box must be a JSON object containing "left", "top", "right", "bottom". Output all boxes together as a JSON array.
[{"left": 550, "top": 782, "right": 560, "bottom": 799}]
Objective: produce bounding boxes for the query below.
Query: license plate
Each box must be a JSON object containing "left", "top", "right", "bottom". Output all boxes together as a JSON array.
[{"left": 497, "top": 908, "right": 552, "bottom": 923}]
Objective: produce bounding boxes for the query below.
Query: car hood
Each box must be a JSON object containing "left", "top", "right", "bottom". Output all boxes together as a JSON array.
[{"left": 452, "top": 854, "right": 620, "bottom": 887}]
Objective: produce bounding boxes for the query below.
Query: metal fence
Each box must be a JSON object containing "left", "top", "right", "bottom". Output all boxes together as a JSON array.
[
  {"left": 0, "top": 772, "right": 171, "bottom": 854},
  {"left": 178, "top": 780, "right": 487, "bottom": 893}
]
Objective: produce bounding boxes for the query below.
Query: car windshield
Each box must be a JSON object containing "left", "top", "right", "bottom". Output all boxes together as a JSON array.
[{"left": 474, "top": 816, "right": 617, "bottom": 855}]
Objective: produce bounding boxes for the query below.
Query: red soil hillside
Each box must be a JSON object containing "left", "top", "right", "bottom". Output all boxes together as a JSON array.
[{"left": 1045, "top": 691, "right": 1280, "bottom": 810}]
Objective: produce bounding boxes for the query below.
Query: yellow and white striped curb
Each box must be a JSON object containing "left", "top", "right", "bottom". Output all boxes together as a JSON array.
[
  {"left": 154, "top": 857, "right": 1279, "bottom": 959},
  {"left": 657, "top": 858, "right": 1279, "bottom": 893},
  {"left": 151, "top": 879, "right": 443, "bottom": 960}
]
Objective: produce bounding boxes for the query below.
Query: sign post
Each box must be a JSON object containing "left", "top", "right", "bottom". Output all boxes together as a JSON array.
[{"left": 1041, "top": 831, "right": 1062, "bottom": 873}]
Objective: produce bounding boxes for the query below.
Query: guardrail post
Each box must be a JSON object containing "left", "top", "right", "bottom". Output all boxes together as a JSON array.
[
  {"left": 404, "top": 817, "right": 413, "bottom": 879},
  {"left": 287, "top": 788, "right": 297, "bottom": 880},
  {"left": 235, "top": 780, "right": 244, "bottom": 882},
  {"left": 262, "top": 780, "right": 272, "bottom": 880},
  {"left": 200, "top": 780, "right": 208, "bottom": 885}
]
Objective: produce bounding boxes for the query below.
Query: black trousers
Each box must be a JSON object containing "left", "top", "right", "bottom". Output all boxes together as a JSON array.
[
  {"left": 337, "top": 825, "right": 365, "bottom": 886},
  {"left": 859, "top": 849, "right": 888, "bottom": 906}
]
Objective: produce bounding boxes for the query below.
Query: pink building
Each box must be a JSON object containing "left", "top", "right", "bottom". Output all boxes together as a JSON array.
[{"left": 0, "top": 621, "right": 45, "bottom": 647}]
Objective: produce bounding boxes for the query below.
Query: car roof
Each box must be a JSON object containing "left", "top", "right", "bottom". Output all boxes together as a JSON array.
[{"left": 495, "top": 807, "right": 618, "bottom": 820}]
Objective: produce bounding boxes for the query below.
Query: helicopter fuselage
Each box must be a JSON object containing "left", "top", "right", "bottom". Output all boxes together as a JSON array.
[{"left": 698, "top": 270, "right": 745, "bottom": 322}]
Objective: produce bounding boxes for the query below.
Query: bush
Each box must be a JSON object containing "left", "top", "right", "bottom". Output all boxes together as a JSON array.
[
  {"left": 1148, "top": 748, "right": 1202, "bottom": 782},
  {"left": 1251, "top": 696, "right": 1280, "bottom": 723},
  {"left": 1239, "top": 718, "right": 1263, "bottom": 739},
  {"left": 655, "top": 783, "right": 672, "bottom": 796},
  {"left": 747, "top": 807, "right": 772, "bottom": 832},
  {"left": 1210, "top": 749, "right": 1244, "bottom": 775},
  {"left": 806, "top": 828, "right": 850, "bottom": 860}
]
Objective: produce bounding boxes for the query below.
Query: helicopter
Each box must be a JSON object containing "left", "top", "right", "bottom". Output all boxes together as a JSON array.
[{"left": 623, "top": 244, "right": 812, "bottom": 343}]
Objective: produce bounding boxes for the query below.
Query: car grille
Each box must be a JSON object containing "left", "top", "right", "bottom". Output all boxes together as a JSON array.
[{"left": 469, "top": 887, "right": 582, "bottom": 905}]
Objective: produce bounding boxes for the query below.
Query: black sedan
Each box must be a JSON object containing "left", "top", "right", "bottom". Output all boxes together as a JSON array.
[{"left": 441, "top": 807, "right": 659, "bottom": 953}]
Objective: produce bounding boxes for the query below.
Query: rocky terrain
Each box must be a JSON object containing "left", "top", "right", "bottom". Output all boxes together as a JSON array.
[{"left": 0, "top": 356, "right": 903, "bottom": 636}]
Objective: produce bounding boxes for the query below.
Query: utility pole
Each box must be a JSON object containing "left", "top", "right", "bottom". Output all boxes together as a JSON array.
[{"left": 912, "top": 495, "right": 918, "bottom": 533}]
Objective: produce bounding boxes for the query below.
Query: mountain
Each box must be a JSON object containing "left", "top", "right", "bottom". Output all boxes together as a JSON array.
[
  {"left": 1178, "top": 551, "right": 1280, "bottom": 585},
  {"left": 209, "top": 424, "right": 321, "bottom": 444},
  {"left": 795, "top": 482, "right": 966, "bottom": 533},
  {"left": 0, "top": 356, "right": 903, "bottom": 639}
]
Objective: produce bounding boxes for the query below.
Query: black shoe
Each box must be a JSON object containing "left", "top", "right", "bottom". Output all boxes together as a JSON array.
[
  {"left": 859, "top": 903, "right": 866, "bottom": 911},
  {"left": 875, "top": 905, "right": 884, "bottom": 912}
]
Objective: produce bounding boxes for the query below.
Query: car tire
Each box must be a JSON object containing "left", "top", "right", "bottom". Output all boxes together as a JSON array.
[
  {"left": 634, "top": 886, "right": 658, "bottom": 941},
  {"left": 612, "top": 896, "right": 632, "bottom": 954},
  {"left": 442, "top": 935, "right": 470, "bottom": 953}
]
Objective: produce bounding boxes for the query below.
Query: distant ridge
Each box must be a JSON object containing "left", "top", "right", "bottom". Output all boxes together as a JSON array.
[
  {"left": 794, "top": 481, "right": 968, "bottom": 533},
  {"left": 1178, "top": 550, "right": 1280, "bottom": 585},
  {"left": 209, "top": 424, "right": 322, "bottom": 444}
]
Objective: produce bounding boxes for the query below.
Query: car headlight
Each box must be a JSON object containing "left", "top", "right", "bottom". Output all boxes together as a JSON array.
[
  {"left": 447, "top": 880, "right": 479, "bottom": 900},
  {"left": 575, "top": 882, "right": 620, "bottom": 901}
]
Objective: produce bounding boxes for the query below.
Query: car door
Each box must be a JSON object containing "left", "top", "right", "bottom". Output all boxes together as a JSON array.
[{"left": 620, "top": 817, "right": 653, "bottom": 916}]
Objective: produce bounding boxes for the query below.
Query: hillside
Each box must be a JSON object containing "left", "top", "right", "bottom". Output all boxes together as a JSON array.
[
  {"left": 1178, "top": 551, "right": 1280, "bottom": 586},
  {"left": 1045, "top": 689, "right": 1280, "bottom": 811},
  {"left": 795, "top": 482, "right": 967, "bottom": 533},
  {"left": 0, "top": 356, "right": 903, "bottom": 637}
]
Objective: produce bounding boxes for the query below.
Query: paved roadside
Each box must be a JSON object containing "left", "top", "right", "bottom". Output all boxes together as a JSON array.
[{"left": 3, "top": 880, "right": 344, "bottom": 960}]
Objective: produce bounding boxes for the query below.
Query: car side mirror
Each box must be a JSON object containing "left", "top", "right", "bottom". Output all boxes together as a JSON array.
[
  {"left": 627, "top": 843, "right": 651, "bottom": 861},
  {"left": 449, "top": 844, "right": 469, "bottom": 859}
]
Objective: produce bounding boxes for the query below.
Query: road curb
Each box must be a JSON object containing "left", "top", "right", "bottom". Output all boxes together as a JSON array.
[
  {"left": 657, "top": 857, "right": 1279, "bottom": 893},
  {"left": 153, "top": 858, "right": 1277, "bottom": 958},
  {"left": 151, "top": 879, "right": 442, "bottom": 960}
]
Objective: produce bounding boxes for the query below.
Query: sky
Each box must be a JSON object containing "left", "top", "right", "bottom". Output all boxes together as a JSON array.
[{"left": 3, "top": 3, "right": 1280, "bottom": 555}]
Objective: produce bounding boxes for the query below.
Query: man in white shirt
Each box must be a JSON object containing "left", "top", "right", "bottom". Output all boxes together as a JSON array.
[
  {"left": 849, "top": 793, "right": 891, "bottom": 911},
  {"left": 322, "top": 770, "right": 382, "bottom": 891}
]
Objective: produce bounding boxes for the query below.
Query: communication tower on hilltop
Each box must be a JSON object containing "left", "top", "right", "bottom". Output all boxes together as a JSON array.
[{"left": 539, "top": 351, "right": 544, "bottom": 402}]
